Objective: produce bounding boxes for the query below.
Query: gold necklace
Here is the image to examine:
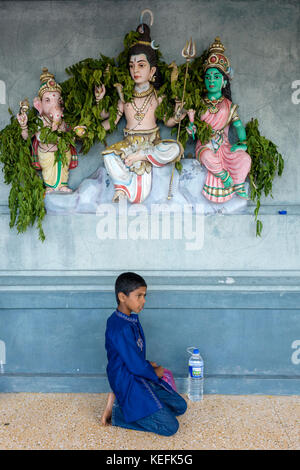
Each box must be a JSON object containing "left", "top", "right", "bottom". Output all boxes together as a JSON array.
[
  {"left": 131, "top": 92, "right": 153, "bottom": 122},
  {"left": 132, "top": 84, "right": 154, "bottom": 98},
  {"left": 204, "top": 95, "right": 224, "bottom": 114}
]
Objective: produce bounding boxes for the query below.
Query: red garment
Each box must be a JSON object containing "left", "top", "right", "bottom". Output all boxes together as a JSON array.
[
  {"left": 195, "top": 97, "right": 251, "bottom": 203},
  {"left": 30, "top": 135, "right": 78, "bottom": 170}
]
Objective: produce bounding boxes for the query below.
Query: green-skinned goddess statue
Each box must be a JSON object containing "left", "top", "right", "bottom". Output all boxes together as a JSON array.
[{"left": 187, "top": 37, "right": 251, "bottom": 203}]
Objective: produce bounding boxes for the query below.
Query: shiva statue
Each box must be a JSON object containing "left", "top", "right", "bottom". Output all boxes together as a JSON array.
[
  {"left": 187, "top": 37, "right": 251, "bottom": 203},
  {"left": 95, "top": 16, "right": 185, "bottom": 203}
]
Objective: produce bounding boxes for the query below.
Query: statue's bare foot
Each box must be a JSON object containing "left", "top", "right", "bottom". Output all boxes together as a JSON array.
[
  {"left": 112, "top": 190, "right": 127, "bottom": 203},
  {"left": 236, "top": 190, "right": 249, "bottom": 200},
  {"left": 58, "top": 186, "right": 73, "bottom": 193},
  {"left": 45, "top": 188, "right": 56, "bottom": 194}
]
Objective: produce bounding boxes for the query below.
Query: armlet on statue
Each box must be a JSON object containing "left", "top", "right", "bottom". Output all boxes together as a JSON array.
[{"left": 229, "top": 103, "right": 240, "bottom": 124}]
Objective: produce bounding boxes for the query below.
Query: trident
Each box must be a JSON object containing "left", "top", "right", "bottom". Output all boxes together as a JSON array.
[{"left": 168, "top": 38, "right": 196, "bottom": 200}]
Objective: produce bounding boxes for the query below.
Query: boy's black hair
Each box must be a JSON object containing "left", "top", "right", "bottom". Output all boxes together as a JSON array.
[{"left": 115, "top": 272, "right": 147, "bottom": 304}]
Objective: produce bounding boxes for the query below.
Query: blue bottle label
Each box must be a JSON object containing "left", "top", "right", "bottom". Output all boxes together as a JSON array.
[{"left": 189, "top": 365, "right": 203, "bottom": 378}]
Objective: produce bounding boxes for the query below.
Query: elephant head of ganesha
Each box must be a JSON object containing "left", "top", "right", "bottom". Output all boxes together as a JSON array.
[{"left": 33, "top": 68, "right": 64, "bottom": 131}]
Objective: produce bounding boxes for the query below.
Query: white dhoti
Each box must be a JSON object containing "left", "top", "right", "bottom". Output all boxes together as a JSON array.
[{"left": 102, "top": 127, "right": 182, "bottom": 203}]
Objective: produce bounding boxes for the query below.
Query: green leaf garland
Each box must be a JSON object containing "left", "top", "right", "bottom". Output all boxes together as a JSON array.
[
  {"left": 246, "top": 118, "right": 284, "bottom": 236},
  {"left": 0, "top": 109, "right": 46, "bottom": 241}
]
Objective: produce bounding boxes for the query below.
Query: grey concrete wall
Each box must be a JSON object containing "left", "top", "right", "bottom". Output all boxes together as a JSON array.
[
  {"left": 0, "top": 1, "right": 300, "bottom": 394},
  {"left": 0, "top": 0, "right": 299, "bottom": 272}
]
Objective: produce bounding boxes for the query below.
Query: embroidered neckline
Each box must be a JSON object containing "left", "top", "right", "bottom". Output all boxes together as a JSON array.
[{"left": 115, "top": 309, "right": 138, "bottom": 322}]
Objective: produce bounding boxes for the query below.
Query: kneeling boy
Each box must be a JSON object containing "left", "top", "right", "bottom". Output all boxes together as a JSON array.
[{"left": 102, "top": 272, "right": 187, "bottom": 436}]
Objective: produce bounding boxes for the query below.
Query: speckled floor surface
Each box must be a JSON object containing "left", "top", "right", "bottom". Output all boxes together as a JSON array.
[{"left": 0, "top": 393, "right": 299, "bottom": 450}]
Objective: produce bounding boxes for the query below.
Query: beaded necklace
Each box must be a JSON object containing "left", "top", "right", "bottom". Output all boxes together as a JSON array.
[
  {"left": 203, "top": 95, "right": 225, "bottom": 114},
  {"left": 131, "top": 91, "right": 154, "bottom": 122}
]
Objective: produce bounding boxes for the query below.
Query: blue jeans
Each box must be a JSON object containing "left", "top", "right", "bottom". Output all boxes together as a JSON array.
[{"left": 111, "top": 382, "right": 187, "bottom": 436}]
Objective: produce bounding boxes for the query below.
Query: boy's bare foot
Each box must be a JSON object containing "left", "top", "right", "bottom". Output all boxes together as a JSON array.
[
  {"left": 101, "top": 392, "right": 115, "bottom": 426},
  {"left": 101, "top": 408, "right": 112, "bottom": 426}
]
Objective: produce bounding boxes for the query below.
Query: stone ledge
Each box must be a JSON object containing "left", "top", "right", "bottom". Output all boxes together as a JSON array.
[
  {"left": 1, "top": 203, "right": 300, "bottom": 215},
  {"left": 0, "top": 270, "right": 300, "bottom": 292},
  {"left": 1, "top": 375, "right": 299, "bottom": 395}
]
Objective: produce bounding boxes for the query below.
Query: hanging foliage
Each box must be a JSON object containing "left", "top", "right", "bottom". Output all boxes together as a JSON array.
[
  {"left": 61, "top": 31, "right": 140, "bottom": 153},
  {"left": 0, "top": 109, "right": 81, "bottom": 241},
  {"left": 246, "top": 118, "right": 284, "bottom": 236},
  {"left": 155, "top": 50, "right": 213, "bottom": 148},
  {"left": 38, "top": 124, "right": 77, "bottom": 167},
  {"left": 0, "top": 109, "right": 46, "bottom": 241}
]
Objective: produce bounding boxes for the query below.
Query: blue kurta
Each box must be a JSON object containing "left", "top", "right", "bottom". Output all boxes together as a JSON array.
[{"left": 105, "top": 309, "right": 174, "bottom": 423}]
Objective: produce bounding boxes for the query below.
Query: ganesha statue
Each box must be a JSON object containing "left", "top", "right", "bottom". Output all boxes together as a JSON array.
[
  {"left": 187, "top": 37, "right": 251, "bottom": 203},
  {"left": 17, "top": 68, "right": 80, "bottom": 193}
]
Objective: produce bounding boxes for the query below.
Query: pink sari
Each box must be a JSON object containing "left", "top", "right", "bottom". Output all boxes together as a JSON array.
[{"left": 195, "top": 97, "right": 251, "bottom": 203}]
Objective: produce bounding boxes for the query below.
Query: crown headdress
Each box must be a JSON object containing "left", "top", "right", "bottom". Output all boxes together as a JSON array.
[
  {"left": 38, "top": 67, "right": 62, "bottom": 99},
  {"left": 203, "top": 37, "right": 231, "bottom": 76}
]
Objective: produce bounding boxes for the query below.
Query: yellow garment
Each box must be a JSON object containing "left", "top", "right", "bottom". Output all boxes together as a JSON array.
[
  {"left": 102, "top": 127, "right": 162, "bottom": 176},
  {"left": 38, "top": 148, "right": 71, "bottom": 189}
]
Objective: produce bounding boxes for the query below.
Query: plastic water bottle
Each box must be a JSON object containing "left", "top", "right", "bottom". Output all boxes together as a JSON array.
[{"left": 187, "top": 347, "right": 204, "bottom": 401}]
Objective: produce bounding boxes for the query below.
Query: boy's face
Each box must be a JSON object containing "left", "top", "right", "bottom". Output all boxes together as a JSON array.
[{"left": 119, "top": 286, "right": 147, "bottom": 314}]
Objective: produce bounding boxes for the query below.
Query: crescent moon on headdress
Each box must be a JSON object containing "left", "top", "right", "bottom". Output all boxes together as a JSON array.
[
  {"left": 151, "top": 40, "right": 159, "bottom": 50},
  {"left": 140, "top": 9, "right": 154, "bottom": 27}
]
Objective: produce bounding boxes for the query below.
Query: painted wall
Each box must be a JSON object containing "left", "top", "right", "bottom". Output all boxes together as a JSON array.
[{"left": 0, "top": 0, "right": 299, "bottom": 393}]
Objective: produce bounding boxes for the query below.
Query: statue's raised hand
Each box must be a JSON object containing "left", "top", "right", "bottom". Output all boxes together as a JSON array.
[
  {"left": 17, "top": 112, "right": 29, "bottom": 140},
  {"left": 174, "top": 99, "right": 187, "bottom": 122},
  {"left": 186, "top": 109, "right": 197, "bottom": 140},
  {"left": 95, "top": 84, "right": 106, "bottom": 104}
]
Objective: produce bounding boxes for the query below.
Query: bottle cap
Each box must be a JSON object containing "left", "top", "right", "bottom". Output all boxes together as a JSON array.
[{"left": 193, "top": 348, "right": 199, "bottom": 354}]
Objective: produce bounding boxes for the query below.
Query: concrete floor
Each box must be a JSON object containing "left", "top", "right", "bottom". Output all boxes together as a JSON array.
[{"left": 0, "top": 393, "right": 299, "bottom": 450}]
